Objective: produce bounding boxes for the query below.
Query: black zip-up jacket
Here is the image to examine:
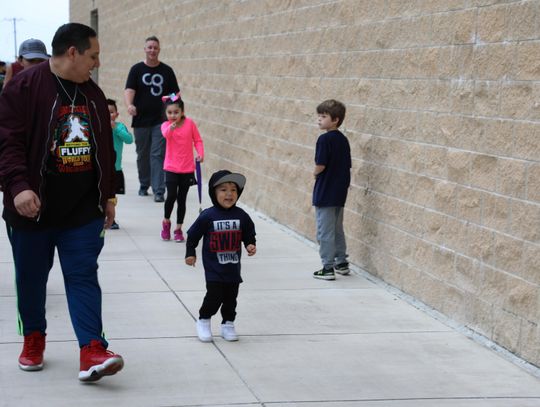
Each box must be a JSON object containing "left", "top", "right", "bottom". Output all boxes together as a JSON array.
[{"left": 0, "top": 61, "right": 115, "bottom": 222}]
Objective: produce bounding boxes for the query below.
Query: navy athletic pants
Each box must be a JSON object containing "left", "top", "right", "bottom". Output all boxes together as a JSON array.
[{"left": 6, "top": 218, "right": 108, "bottom": 348}]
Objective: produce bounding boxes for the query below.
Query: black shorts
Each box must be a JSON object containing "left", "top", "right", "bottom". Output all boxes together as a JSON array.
[
  {"left": 165, "top": 171, "right": 197, "bottom": 187},
  {"left": 115, "top": 170, "right": 125, "bottom": 194}
]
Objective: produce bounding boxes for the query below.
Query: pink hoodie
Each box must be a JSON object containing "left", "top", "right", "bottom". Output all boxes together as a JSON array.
[{"left": 161, "top": 117, "right": 204, "bottom": 173}]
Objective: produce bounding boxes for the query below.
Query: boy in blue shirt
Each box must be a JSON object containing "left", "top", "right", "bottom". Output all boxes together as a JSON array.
[
  {"left": 185, "top": 170, "right": 256, "bottom": 342},
  {"left": 312, "top": 99, "right": 351, "bottom": 280}
]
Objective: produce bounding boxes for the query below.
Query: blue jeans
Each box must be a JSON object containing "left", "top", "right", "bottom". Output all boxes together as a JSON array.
[
  {"left": 6, "top": 218, "right": 108, "bottom": 348},
  {"left": 316, "top": 206, "right": 348, "bottom": 269},
  {"left": 134, "top": 124, "right": 165, "bottom": 196}
]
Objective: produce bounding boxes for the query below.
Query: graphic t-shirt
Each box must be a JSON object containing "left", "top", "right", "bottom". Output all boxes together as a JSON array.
[
  {"left": 125, "top": 62, "right": 180, "bottom": 127},
  {"left": 186, "top": 206, "right": 256, "bottom": 283},
  {"left": 39, "top": 76, "right": 102, "bottom": 228}
]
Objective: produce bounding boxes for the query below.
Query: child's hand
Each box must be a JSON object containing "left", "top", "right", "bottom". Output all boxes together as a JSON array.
[
  {"left": 185, "top": 256, "right": 197, "bottom": 266},
  {"left": 196, "top": 155, "right": 204, "bottom": 163},
  {"left": 246, "top": 244, "right": 256, "bottom": 256}
]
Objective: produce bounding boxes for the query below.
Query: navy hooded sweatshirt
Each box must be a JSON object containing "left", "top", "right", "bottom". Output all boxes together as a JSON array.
[{"left": 185, "top": 170, "right": 256, "bottom": 283}]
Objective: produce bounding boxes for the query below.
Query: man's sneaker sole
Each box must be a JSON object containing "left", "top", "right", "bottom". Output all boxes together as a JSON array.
[
  {"left": 18, "top": 362, "right": 43, "bottom": 371},
  {"left": 78, "top": 356, "right": 124, "bottom": 382},
  {"left": 335, "top": 268, "right": 350, "bottom": 275},
  {"left": 313, "top": 273, "right": 336, "bottom": 280}
]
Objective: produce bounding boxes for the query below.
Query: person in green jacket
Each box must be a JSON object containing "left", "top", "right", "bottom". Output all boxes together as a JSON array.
[{"left": 107, "top": 98, "right": 133, "bottom": 229}]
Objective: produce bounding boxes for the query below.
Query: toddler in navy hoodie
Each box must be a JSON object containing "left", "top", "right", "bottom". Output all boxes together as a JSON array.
[{"left": 185, "top": 170, "right": 256, "bottom": 342}]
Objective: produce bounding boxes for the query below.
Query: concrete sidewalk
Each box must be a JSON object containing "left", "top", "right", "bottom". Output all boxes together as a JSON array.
[{"left": 1, "top": 148, "right": 539, "bottom": 407}]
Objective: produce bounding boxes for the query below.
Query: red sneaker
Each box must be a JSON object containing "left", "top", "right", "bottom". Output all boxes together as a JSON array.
[
  {"left": 79, "top": 340, "right": 124, "bottom": 382},
  {"left": 19, "top": 331, "right": 46, "bottom": 371}
]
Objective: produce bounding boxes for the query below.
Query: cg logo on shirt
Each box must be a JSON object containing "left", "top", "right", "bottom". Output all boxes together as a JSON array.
[{"left": 142, "top": 73, "right": 164, "bottom": 96}]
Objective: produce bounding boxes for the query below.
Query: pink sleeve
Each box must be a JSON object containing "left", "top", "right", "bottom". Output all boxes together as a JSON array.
[{"left": 161, "top": 121, "right": 173, "bottom": 138}]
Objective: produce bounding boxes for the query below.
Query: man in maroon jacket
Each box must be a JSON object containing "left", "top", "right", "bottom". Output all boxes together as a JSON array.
[{"left": 0, "top": 23, "right": 124, "bottom": 382}]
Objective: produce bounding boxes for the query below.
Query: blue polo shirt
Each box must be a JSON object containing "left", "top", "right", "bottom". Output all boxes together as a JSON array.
[{"left": 312, "top": 130, "right": 351, "bottom": 207}]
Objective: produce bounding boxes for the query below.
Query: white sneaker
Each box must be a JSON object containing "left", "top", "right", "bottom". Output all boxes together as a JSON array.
[
  {"left": 221, "top": 321, "right": 239, "bottom": 341},
  {"left": 196, "top": 319, "right": 213, "bottom": 342}
]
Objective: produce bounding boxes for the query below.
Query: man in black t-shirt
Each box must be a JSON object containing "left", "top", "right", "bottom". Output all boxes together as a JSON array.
[{"left": 124, "top": 36, "right": 180, "bottom": 202}]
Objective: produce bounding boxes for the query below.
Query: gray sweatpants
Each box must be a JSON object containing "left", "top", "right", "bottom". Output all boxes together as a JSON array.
[
  {"left": 134, "top": 124, "right": 165, "bottom": 196},
  {"left": 316, "top": 206, "right": 348, "bottom": 269}
]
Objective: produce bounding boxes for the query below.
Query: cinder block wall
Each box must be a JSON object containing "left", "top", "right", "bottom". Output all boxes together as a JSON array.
[{"left": 71, "top": 0, "right": 540, "bottom": 366}]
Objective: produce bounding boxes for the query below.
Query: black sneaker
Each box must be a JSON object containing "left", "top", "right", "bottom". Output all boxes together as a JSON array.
[
  {"left": 335, "top": 262, "right": 350, "bottom": 275},
  {"left": 313, "top": 267, "right": 335, "bottom": 280},
  {"left": 110, "top": 221, "right": 120, "bottom": 230},
  {"left": 138, "top": 188, "right": 149, "bottom": 196},
  {"left": 154, "top": 195, "right": 165, "bottom": 202}
]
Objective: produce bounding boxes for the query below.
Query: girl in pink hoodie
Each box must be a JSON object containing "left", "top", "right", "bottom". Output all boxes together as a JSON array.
[{"left": 160, "top": 94, "right": 204, "bottom": 242}]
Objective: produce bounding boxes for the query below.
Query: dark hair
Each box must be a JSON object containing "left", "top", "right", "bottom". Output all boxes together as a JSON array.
[
  {"left": 163, "top": 96, "right": 184, "bottom": 112},
  {"left": 316, "top": 99, "right": 346, "bottom": 127},
  {"left": 145, "top": 36, "right": 159, "bottom": 44},
  {"left": 106, "top": 98, "right": 117, "bottom": 110},
  {"left": 52, "top": 23, "right": 96, "bottom": 56}
]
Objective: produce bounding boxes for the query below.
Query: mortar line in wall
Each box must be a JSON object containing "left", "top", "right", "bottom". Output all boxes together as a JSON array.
[
  {"left": 183, "top": 73, "right": 540, "bottom": 91},
  {"left": 349, "top": 176, "right": 540, "bottom": 248},
  {"left": 176, "top": 2, "right": 526, "bottom": 45},
  {"left": 204, "top": 112, "right": 540, "bottom": 253},
  {"left": 203, "top": 139, "right": 313, "bottom": 198},
  {"left": 350, "top": 128, "right": 537, "bottom": 165},
  {"left": 138, "top": 1, "right": 222, "bottom": 22},
  {"left": 349, "top": 149, "right": 538, "bottom": 206},
  {"left": 536, "top": 0, "right": 540, "bottom": 36},
  {"left": 177, "top": 37, "right": 540, "bottom": 57},
  {"left": 190, "top": 99, "right": 316, "bottom": 133},
  {"left": 344, "top": 207, "right": 538, "bottom": 287},
  {"left": 199, "top": 115, "right": 315, "bottom": 154},
  {"left": 208, "top": 136, "right": 301, "bottom": 171},
  {"left": 346, "top": 230, "right": 521, "bottom": 302},
  {"left": 192, "top": 91, "right": 537, "bottom": 148},
  {"left": 183, "top": 83, "right": 540, "bottom": 126},
  {"left": 190, "top": 105, "right": 317, "bottom": 148},
  {"left": 177, "top": 0, "right": 341, "bottom": 32},
  {"left": 194, "top": 104, "right": 540, "bottom": 207},
  {"left": 204, "top": 155, "right": 322, "bottom": 216},
  {"left": 175, "top": 36, "right": 540, "bottom": 63},
  {"left": 193, "top": 98, "right": 540, "bottom": 169},
  {"left": 181, "top": 73, "right": 500, "bottom": 87},
  {"left": 205, "top": 133, "right": 309, "bottom": 186},
  {"left": 205, "top": 153, "right": 310, "bottom": 198}
]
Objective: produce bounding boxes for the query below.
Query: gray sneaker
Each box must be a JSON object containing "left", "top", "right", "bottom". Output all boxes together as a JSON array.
[
  {"left": 313, "top": 267, "right": 335, "bottom": 280},
  {"left": 335, "top": 262, "right": 350, "bottom": 275}
]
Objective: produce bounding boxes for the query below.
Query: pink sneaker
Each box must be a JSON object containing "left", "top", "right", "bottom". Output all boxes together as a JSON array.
[
  {"left": 161, "top": 221, "right": 171, "bottom": 240},
  {"left": 174, "top": 229, "right": 185, "bottom": 242}
]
